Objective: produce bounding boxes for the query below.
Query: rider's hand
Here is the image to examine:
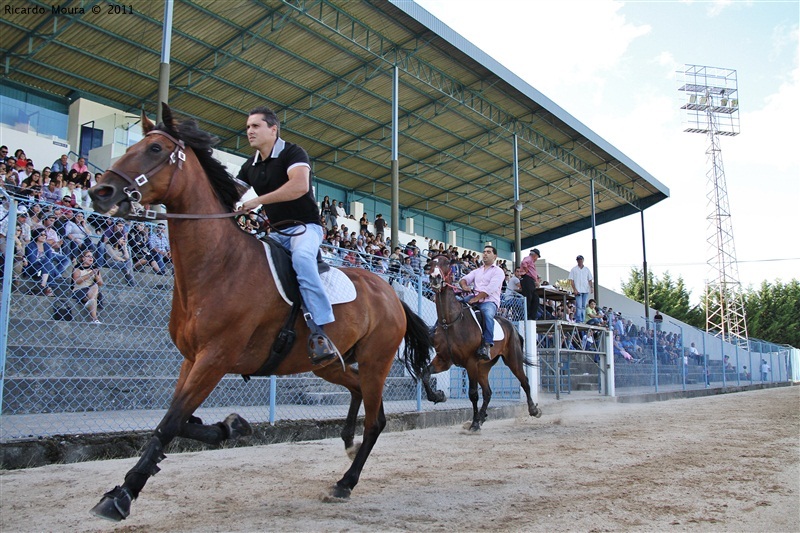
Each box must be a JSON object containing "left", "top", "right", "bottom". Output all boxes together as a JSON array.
[{"left": 240, "top": 198, "right": 262, "bottom": 212}]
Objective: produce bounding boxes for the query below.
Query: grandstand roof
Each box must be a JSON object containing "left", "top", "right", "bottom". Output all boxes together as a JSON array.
[{"left": 1, "top": 0, "right": 668, "bottom": 249}]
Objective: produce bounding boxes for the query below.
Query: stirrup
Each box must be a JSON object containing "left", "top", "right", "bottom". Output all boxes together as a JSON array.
[
  {"left": 476, "top": 343, "right": 491, "bottom": 361},
  {"left": 308, "top": 332, "right": 340, "bottom": 365}
]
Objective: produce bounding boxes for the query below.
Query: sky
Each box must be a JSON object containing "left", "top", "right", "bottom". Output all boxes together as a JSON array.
[{"left": 414, "top": 0, "right": 799, "bottom": 304}]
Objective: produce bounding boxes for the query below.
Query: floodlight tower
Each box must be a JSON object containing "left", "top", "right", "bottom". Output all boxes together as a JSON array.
[{"left": 677, "top": 64, "right": 748, "bottom": 350}]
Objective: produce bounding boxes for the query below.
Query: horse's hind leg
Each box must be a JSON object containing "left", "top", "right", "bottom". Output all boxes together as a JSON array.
[
  {"left": 466, "top": 374, "right": 482, "bottom": 432},
  {"left": 313, "top": 364, "right": 363, "bottom": 458},
  {"left": 503, "top": 335, "right": 542, "bottom": 418},
  {"left": 421, "top": 357, "right": 448, "bottom": 403},
  {"left": 476, "top": 366, "right": 493, "bottom": 426},
  {"left": 90, "top": 357, "right": 230, "bottom": 521}
]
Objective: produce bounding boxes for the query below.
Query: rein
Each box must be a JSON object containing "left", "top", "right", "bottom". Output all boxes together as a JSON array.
[{"left": 106, "top": 130, "right": 306, "bottom": 237}]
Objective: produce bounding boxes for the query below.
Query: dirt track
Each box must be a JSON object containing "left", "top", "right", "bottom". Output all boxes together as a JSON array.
[{"left": 1, "top": 386, "right": 798, "bottom": 532}]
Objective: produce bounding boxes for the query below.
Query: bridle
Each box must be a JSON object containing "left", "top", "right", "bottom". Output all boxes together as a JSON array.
[
  {"left": 430, "top": 258, "right": 467, "bottom": 330},
  {"left": 102, "top": 130, "right": 303, "bottom": 236}
]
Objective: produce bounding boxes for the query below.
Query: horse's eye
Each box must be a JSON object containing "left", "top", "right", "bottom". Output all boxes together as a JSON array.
[{"left": 149, "top": 144, "right": 162, "bottom": 153}]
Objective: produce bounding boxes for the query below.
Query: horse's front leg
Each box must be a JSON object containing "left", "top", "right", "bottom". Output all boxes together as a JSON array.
[
  {"left": 466, "top": 375, "right": 481, "bottom": 432},
  {"left": 476, "top": 371, "right": 493, "bottom": 426},
  {"left": 90, "top": 355, "right": 230, "bottom": 522}
]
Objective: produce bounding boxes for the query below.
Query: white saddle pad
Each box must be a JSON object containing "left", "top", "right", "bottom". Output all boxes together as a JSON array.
[
  {"left": 467, "top": 307, "right": 506, "bottom": 342},
  {"left": 262, "top": 241, "right": 357, "bottom": 306}
]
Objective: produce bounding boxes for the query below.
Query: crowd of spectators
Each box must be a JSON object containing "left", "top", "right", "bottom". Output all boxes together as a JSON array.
[{"left": 1, "top": 145, "right": 175, "bottom": 322}]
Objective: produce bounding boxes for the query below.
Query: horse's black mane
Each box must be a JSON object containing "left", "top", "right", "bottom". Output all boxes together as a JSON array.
[{"left": 155, "top": 118, "right": 240, "bottom": 211}]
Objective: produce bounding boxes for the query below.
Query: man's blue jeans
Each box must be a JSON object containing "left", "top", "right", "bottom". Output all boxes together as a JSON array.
[
  {"left": 477, "top": 301, "right": 497, "bottom": 345},
  {"left": 574, "top": 292, "right": 589, "bottom": 322},
  {"left": 269, "top": 223, "right": 335, "bottom": 325}
]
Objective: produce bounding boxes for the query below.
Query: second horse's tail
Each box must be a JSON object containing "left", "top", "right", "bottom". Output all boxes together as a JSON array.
[{"left": 401, "top": 301, "right": 434, "bottom": 380}]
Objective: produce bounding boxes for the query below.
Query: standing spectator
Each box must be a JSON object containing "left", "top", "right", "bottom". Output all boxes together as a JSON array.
[
  {"left": 72, "top": 250, "right": 104, "bottom": 324},
  {"left": 689, "top": 342, "right": 702, "bottom": 365},
  {"left": 569, "top": 255, "right": 594, "bottom": 323},
  {"left": 71, "top": 156, "right": 89, "bottom": 174},
  {"left": 374, "top": 213, "right": 386, "bottom": 242},
  {"left": 51, "top": 154, "right": 70, "bottom": 174},
  {"left": 320, "top": 195, "right": 332, "bottom": 226},
  {"left": 359, "top": 213, "right": 369, "bottom": 235},
  {"left": 519, "top": 248, "right": 541, "bottom": 321},
  {"left": 149, "top": 222, "right": 171, "bottom": 273},
  {"left": 760, "top": 359, "right": 770, "bottom": 381},
  {"left": 25, "top": 228, "right": 62, "bottom": 296},
  {"left": 328, "top": 198, "right": 339, "bottom": 229}
]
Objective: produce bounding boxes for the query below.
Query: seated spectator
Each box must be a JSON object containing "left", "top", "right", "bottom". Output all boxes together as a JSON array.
[
  {"left": 75, "top": 172, "right": 92, "bottom": 209},
  {"left": 3, "top": 157, "right": 20, "bottom": 190},
  {"left": 41, "top": 180, "right": 62, "bottom": 204},
  {"left": 25, "top": 228, "right": 63, "bottom": 296},
  {"left": 148, "top": 222, "right": 171, "bottom": 272},
  {"left": 51, "top": 154, "right": 70, "bottom": 174},
  {"left": 8, "top": 225, "right": 28, "bottom": 286},
  {"left": 15, "top": 207, "right": 32, "bottom": 245},
  {"left": 613, "top": 338, "right": 633, "bottom": 361},
  {"left": 38, "top": 211, "right": 71, "bottom": 273},
  {"left": 19, "top": 168, "right": 43, "bottom": 201},
  {"left": 71, "top": 156, "right": 89, "bottom": 174},
  {"left": 14, "top": 149, "right": 28, "bottom": 169},
  {"left": 63, "top": 211, "right": 96, "bottom": 259},
  {"left": 72, "top": 250, "right": 104, "bottom": 324},
  {"left": 105, "top": 231, "right": 135, "bottom": 286},
  {"left": 585, "top": 298, "right": 603, "bottom": 325},
  {"left": 129, "top": 222, "right": 164, "bottom": 275},
  {"left": 0, "top": 145, "right": 8, "bottom": 165},
  {"left": 17, "top": 159, "right": 34, "bottom": 182}
]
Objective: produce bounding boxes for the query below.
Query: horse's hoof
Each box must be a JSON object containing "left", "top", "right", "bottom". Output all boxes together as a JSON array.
[
  {"left": 428, "top": 390, "right": 446, "bottom": 404},
  {"left": 468, "top": 424, "right": 481, "bottom": 433},
  {"left": 223, "top": 413, "right": 252, "bottom": 439},
  {"left": 531, "top": 405, "right": 543, "bottom": 418},
  {"left": 322, "top": 484, "right": 351, "bottom": 502},
  {"left": 89, "top": 486, "right": 131, "bottom": 522}
]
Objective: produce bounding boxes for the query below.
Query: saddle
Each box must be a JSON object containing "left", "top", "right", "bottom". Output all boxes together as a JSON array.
[
  {"left": 465, "top": 304, "right": 506, "bottom": 342},
  {"left": 242, "top": 239, "right": 353, "bottom": 380}
]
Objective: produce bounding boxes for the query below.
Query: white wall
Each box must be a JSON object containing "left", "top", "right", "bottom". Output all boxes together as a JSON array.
[{"left": 0, "top": 125, "right": 72, "bottom": 170}]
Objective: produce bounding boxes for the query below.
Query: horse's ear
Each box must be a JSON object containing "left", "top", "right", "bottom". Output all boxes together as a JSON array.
[
  {"left": 161, "top": 103, "right": 177, "bottom": 131},
  {"left": 142, "top": 110, "right": 155, "bottom": 134}
]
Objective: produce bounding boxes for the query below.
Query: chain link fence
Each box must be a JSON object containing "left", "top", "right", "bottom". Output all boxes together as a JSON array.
[{"left": 1, "top": 195, "right": 529, "bottom": 442}]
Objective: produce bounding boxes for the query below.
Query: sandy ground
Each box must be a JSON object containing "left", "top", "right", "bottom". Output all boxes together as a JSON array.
[{"left": 1, "top": 386, "right": 798, "bottom": 533}]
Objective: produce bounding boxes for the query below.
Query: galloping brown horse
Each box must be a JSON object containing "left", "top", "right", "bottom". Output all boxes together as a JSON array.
[
  {"left": 421, "top": 254, "right": 541, "bottom": 431},
  {"left": 87, "top": 104, "right": 432, "bottom": 521}
]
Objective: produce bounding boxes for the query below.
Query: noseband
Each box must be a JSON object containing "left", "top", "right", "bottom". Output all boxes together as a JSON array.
[
  {"left": 430, "top": 260, "right": 464, "bottom": 330},
  {"left": 105, "top": 130, "right": 187, "bottom": 219}
]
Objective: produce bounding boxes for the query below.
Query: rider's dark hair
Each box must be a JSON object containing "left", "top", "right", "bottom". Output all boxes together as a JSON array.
[{"left": 249, "top": 106, "right": 280, "bottom": 137}]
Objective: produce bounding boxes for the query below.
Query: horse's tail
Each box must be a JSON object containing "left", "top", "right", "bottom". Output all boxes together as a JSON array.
[
  {"left": 501, "top": 316, "right": 535, "bottom": 367},
  {"left": 401, "top": 301, "right": 433, "bottom": 380}
]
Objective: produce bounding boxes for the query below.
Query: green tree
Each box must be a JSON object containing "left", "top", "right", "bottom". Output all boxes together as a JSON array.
[
  {"left": 620, "top": 268, "right": 704, "bottom": 328},
  {"left": 743, "top": 279, "right": 800, "bottom": 347}
]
